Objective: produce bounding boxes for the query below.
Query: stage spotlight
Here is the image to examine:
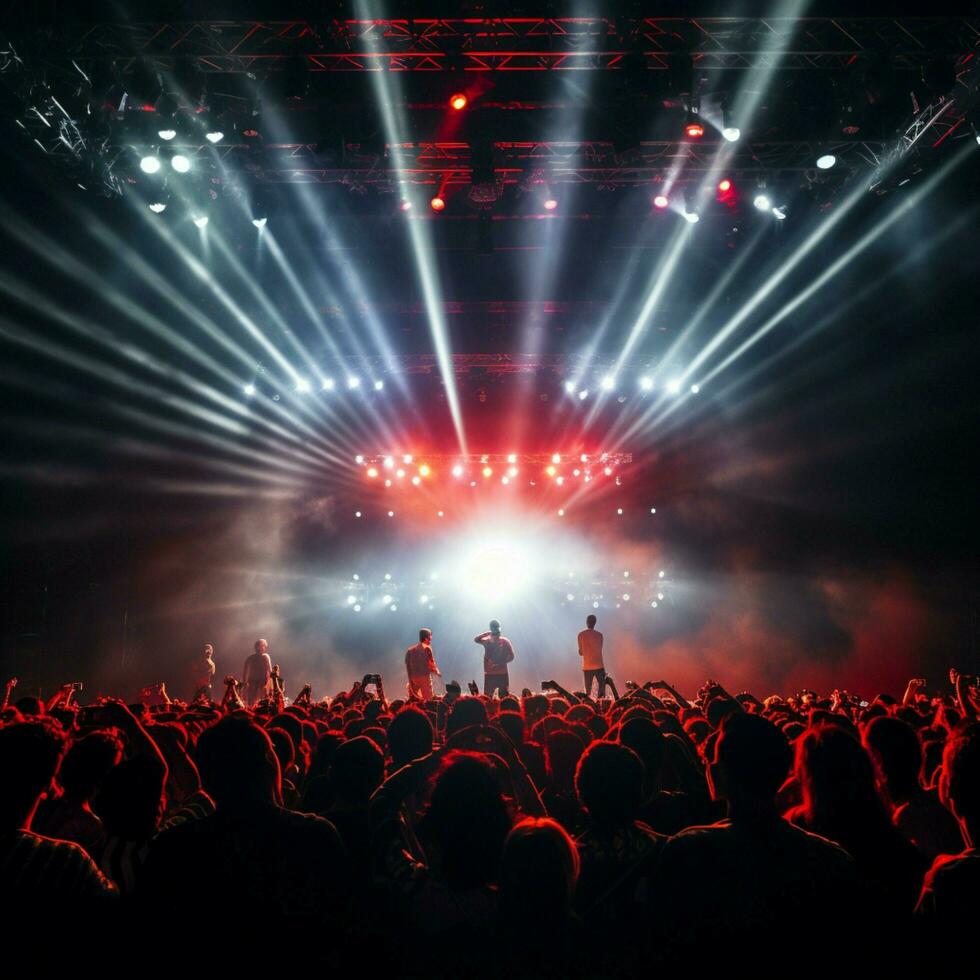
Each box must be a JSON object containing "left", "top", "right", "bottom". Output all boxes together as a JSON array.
[
  {"left": 383, "top": 456, "right": 394, "bottom": 469},
  {"left": 691, "top": 383, "right": 701, "bottom": 393},
  {"left": 639, "top": 376, "right": 654, "bottom": 391},
  {"left": 753, "top": 193, "right": 771, "bottom": 211},
  {"left": 566, "top": 593, "right": 574, "bottom": 601},
  {"left": 653, "top": 194, "right": 669, "bottom": 209},
  {"left": 437, "top": 510, "right": 444, "bottom": 517},
  {"left": 192, "top": 215, "right": 209, "bottom": 228},
  {"left": 205, "top": 129, "right": 224, "bottom": 144},
  {"left": 419, "top": 464, "right": 431, "bottom": 478},
  {"left": 140, "top": 155, "right": 161, "bottom": 174},
  {"left": 556, "top": 476, "right": 565, "bottom": 486},
  {"left": 374, "top": 380, "right": 384, "bottom": 391},
  {"left": 685, "top": 112, "right": 704, "bottom": 139},
  {"left": 347, "top": 595, "right": 356, "bottom": 605},
  {"left": 578, "top": 389, "right": 589, "bottom": 400},
  {"left": 450, "top": 93, "right": 468, "bottom": 111},
  {"left": 396, "top": 469, "right": 405, "bottom": 479},
  {"left": 387, "top": 510, "right": 395, "bottom": 517},
  {"left": 659, "top": 570, "right": 665, "bottom": 578},
  {"left": 243, "top": 383, "right": 256, "bottom": 396},
  {"left": 295, "top": 378, "right": 311, "bottom": 393},
  {"left": 507, "top": 466, "right": 518, "bottom": 478},
  {"left": 483, "top": 466, "right": 493, "bottom": 478},
  {"left": 718, "top": 178, "right": 732, "bottom": 193},
  {"left": 501, "top": 476, "right": 510, "bottom": 485},
  {"left": 385, "top": 574, "right": 392, "bottom": 580},
  {"left": 650, "top": 507, "right": 656, "bottom": 514},
  {"left": 546, "top": 465, "right": 557, "bottom": 477},
  {"left": 385, "top": 479, "right": 392, "bottom": 487},
  {"left": 658, "top": 592, "right": 664, "bottom": 600},
  {"left": 355, "top": 511, "right": 362, "bottom": 518},
  {"left": 572, "top": 468, "right": 580, "bottom": 477},
  {"left": 558, "top": 508, "right": 565, "bottom": 517},
  {"left": 683, "top": 210, "right": 700, "bottom": 224},
  {"left": 367, "top": 467, "right": 378, "bottom": 478},
  {"left": 593, "top": 601, "right": 600, "bottom": 609},
  {"left": 420, "top": 594, "right": 429, "bottom": 604},
  {"left": 355, "top": 455, "right": 364, "bottom": 464},
  {"left": 252, "top": 217, "right": 268, "bottom": 229},
  {"left": 171, "top": 154, "right": 191, "bottom": 173},
  {"left": 353, "top": 604, "right": 361, "bottom": 612},
  {"left": 624, "top": 571, "right": 630, "bottom": 578},
  {"left": 400, "top": 199, "right": 412, "bottom": 212},
  {"left": 347, "top": 376, "right": 361, "bottom": 389},
  {"left": 816, "top": 154, "right": 836, "bottom": 170},
  {"left": 543, "top": 198, "right": 558, "bottom": 211},
  {"left": 666, "top": 378, "right": 682, "bottom": 394},
  {"left": 772, "top": 206, "right": 787, "bottom": 220},
  {"left": 148, "top": 200, "right": 167, "bottom": 214},
  {"left": 650, "top": 601, "right": 658, "bottom": 608},
  {"left": 383, "top": 595, "right": 392, "bottom": 605},
  {"left": 604, "top": 466, "right": 613, "bottom": 476},
  {"left": 322, "top": 377, "right": 335, "bottom": 391},
  {"left": 722, "top": 126, "right": 741, "bottom": 142},
  {"left": 506, "top": 453, "right": 517, "bottom": 464},
  {"left": 430, "top": 196, "right": 445, "bottom": 212},
  {"left": 617, "top": 508, "right": 623, "bottom": 515},
  {"left": 552, "top": 453, "right": 561, "bottom": 464},
  {"left": 580, "top": 454, "right": 589, "bottom": 463},
  {"left": 601, "top": 375, "right": 616, "bottom": 391},
  {"left": 452, "top": 464, "right": 464, "bottom": 478},
  {"left": 158, "top": 127, "right": 177, "bottom": 141},
  {"left": 353, "top": 574, "right": 360, "bottom": 580},
  {"left": 403, "top": 454, "right": 413, "bottom": 464},
  {"left": 564, "top": 380, "right": 577, "bottom": 394},
  {"left": 622, "top": 594, "right": 630, "bottom": 601},
  {"left": 411, "top": 475, "right": 421, "bottom": 486}
]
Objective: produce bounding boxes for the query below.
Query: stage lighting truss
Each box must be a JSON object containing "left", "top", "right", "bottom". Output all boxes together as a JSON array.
[
  {"left": 355, "top": 452, "right": 632, "bottom": 487},
  {"left": 338, "top": 567, "right": 672, "bottom": 612}
]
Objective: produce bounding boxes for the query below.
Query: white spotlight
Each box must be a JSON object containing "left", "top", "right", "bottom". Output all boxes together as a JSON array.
[
  {"left": 650, "top": 507, "right": 656, "bottom": 514},
  {"left": 347, "top": 376, "right": 361, "bottom": 389},
  {"left": 295, "top": 378, "right": 311, "bottom": 393},
  {"left": 355, "top": 511, "right": 362, "bottom": 518},
  {"left": 171, "top": 154, "right": 191, "bottom": 173},
  {"left": 387, "top": 510, "right": 394, "bottom": 517},
  {"left": 205, "top": 130, "right": 224, "bottom": 144},
  {"left": 403, "top": 454, "right": 413, "bottom": 464},
  {"left": 158, "top": 128, "right": 177, "bottom": 141},
  {"left": 243, "top": 383, "right": 256, "bottom": 396},
  {"left": 390, "top": 605, "right": 398, "bottom": 612},
  {"left": 722, "top": 126, "right": 741, "bottom": 142},
  {"left": 452, "top": 464, "right": 464, "bottom": 478},
  {"left": 690, "top": 383, "right": 701, "bottom": 394},
  {"left": 322, "top": 377, "right": 335, "bottom": 391},
  {"left": 420, "top": 594, "right": 429, "bottom": 604},
  {"left": 252, "top": 217, "right": 268, "bottom": 229},
  {"left": 347, "top": 595, "right": 356, "bottom": 605},
  {"left": 753, "top": 194, "right": 771, "bottom": 211},
  {"left": 772, "top": 206, "right": 787, "bottom": 221},
  {"left": 353, "top": 604, "right": 361, "bottom": 612},
  {"left": 411, "top": 475, "right": 421, "bottom": 486},
  {"left": 616, "top": 508, "right": 624, "bottom": 515},
  {"left": 578, "top": 389, "right": 589, "bottom": 400},
  {"left": 384, "top": 573, "right": 392, "bottom": 581},
  {"left": 383, "top": 595, "right": 392, "bottom": 605},
  {"left": 383, "top": 456, "right": 394, "bottom": 469},
  {"left": 557, "top": 508, "right": 565, "bottom": 517},
  {"left": 666, "top": 378, "right": 682, "bottom": 395},
  {"left": 373, "top": 380, "right": 384, "bottom": 391},
  {"left": 601, "top": 375, "right": 616, "bottom": 391},
  {"left": 506, "top": 453, "right": 517, "bottom": 464},
  {"left": 683, "top": 211, "right": 700, "bottom": 224},
  {"left": 564, "top": 380, "right": 576, "bottom": 394},
  {"left": 639, "top": 376, "right": 653, "bottom": 391},
  {"left": 139, "top": 155, "right": 160, "bottom": 174},
  {"left": 192, "top": 215, "right": 209, "bottom": 228},
  {"left": 659, "top": 570, "right": 665, "bottom": 578},
  {"left": 651, "top": 601, "right": 658, "bottom": 608},
  {"left": 816, "top": 154, "right": 836, "bottom": 170},
  {"left": 148, "top": 202, "right": 167, "bottom": 214},
  {"left": 552, "top": 453, "right": 561, "bottom": 464},
  {"left": 622, "top": 594, "right": 630, "bottom": 601}
]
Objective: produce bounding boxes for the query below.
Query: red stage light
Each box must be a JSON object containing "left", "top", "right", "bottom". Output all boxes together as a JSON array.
[
  {"left": 430, "top": 196, "right": 445, "bottom": 212},
  {"left": 654, "top": 194, "right": 669, "bottom": 209},
  {"left": 450, "top": 93, "right": 468, "bottom": 111},
  {"left": 367, "top": 467, "right": 378, "bottom": 479},
  {"left": 543, "top": 198, "right": 558, "bottom": 211},
  {"left": 685, "top": 121, "right": 705, "bottom": 139},
  {"left": 718, "top": 178, "right": 732, "bottom": 193}
]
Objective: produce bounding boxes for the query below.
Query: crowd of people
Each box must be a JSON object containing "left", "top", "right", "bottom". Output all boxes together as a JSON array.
[{"left": 1, "top": 659, "right": 977, "bottom": 973}]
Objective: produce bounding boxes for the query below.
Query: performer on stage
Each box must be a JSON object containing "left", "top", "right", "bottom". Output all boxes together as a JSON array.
[
  {"left": 577, "top": 614, "right": 606, "bottom": 697},
  {"left": 405, "top": 628, "right": 441, "bottom": 700},
  {"left": 191, "top": 643, "right": 216, "bottom": 699},
  {"left": 242, "top": 638, "right": 273, "bottom": 708},
  {"left": 474, "top": 619, "right": 515, "bottom": 696}
]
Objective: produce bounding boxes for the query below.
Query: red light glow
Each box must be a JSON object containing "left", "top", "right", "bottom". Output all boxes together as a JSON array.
[
  {"left": 718, "top": 178, "right": 732, "bottom": 193},
  {"left": 653, "top": 195, "right": 669, "bottom": 209},
  {"left": 543, "top": 198, "right": 558, "bottom": 211},
  {"left": 450, "top": 93, "right": 468, "bottom": 111},
  {"left": 685, "top": 122, "right": 705, "bottom": 139},
  {"left": 430, "top": 196, "right": 446, "bottom": 212}
]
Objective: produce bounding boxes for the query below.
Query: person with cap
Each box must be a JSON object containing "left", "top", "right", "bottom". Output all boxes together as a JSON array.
[
  {"left": 474, "top": 620, "right": 515, "bottom": 697},
  {"left": 405, "top": 628, "right": 441, "bottom": 700}
]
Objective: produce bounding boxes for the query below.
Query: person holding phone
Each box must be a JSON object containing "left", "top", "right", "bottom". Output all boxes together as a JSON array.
[
  {"left": 474, "top": 620, "right": 515, "bottom": 696},
  {"left": 405, "top": 628, "right": 441, "bottom": 700}
]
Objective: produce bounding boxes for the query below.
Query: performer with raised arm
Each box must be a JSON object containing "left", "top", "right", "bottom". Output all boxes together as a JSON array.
[
  {"left": 577, "top": 613, "right": 606, "bottom": 697},
  {"left": 474, "top": 619, "right": 515, "bottom": 697},
  {"left": 405, "top": 628, "right": 441, "bottom": 700},
  {"left": 242, "top": 638, "right": 273, "bottom": 708}
]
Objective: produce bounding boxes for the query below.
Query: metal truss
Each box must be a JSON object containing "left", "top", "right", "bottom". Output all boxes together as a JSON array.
[
  {"left": 322, "top": 353, "right": 633, "bottom": 376},
  {"left": 354, "top": 452, "right": 632, "bottom": 466},
  {"left": 142, "top": 138, "right": 885, "bottom": 187},
  {"left": 74, "top": 17, "right": 980, "bottom": 73}
]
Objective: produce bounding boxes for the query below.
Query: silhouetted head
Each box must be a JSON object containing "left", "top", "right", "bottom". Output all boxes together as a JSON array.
[
  {"left": 619, "top": 717, "right": 667, "bottom": 796},
  {"left": 0, "top": 718, "right": 66, "bottom": 831},
  {"left": 546, "top": 730, "right": 586, "bottom": 792},
  {"left": 586, "top": 614, "right": 597, "bottom": 629},
  {"left": 711, "top": 712, "right": 791, "bottom": 809},
  {"left": 489, "top": 619, "right": 501, "bottom": 635},
  {"left": 863, "top": 715, "right": 923, "bottom": 804},
  {"left": 388, "top": 706, "right": 434, "bottom": 769},
  {"left": 939, "top": 722, "right": 980, "bottom": 842},
  {"left": 328, "top": 736, "right": 384, "bottom": 804},
  {"left": 575, "top": 740, "right": 645, "bottom": 830},
  {"left": 419, "top": 628, "right": 432, "bottom": 644},
  {"left": 58, "top": 729, "right": 124, "bottom": 802},
  {"left": 254, "top": 638, "right": 268, "bottom": 655},
  {"left": 195, "top": 715, "right": 280, "bottom": 809},
  {"left": 446, "top": 696, "right": 489, "bottom": 739}
]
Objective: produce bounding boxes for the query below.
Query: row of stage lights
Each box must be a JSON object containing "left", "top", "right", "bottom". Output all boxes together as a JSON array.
[
  {"left": 348, "top": 506, "right": 658, "bottom": 519},
  {"left": 339, "top": 568, "right": 670, "bottom": 614},
  {"left": 241, "top": 375, "right": 701, "bottom": 399},
  {"left": 355, "top": 452, "right": 630, "bottom": 489}
]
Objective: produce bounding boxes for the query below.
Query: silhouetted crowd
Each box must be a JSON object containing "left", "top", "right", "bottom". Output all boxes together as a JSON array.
[{"left": 2, "top": 670, "right": 977, "bottom": 975}]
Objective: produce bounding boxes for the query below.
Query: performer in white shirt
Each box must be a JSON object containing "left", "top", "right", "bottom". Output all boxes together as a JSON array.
[{"left": 577, "top": 614, "right": 605, "bottom": 697}]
